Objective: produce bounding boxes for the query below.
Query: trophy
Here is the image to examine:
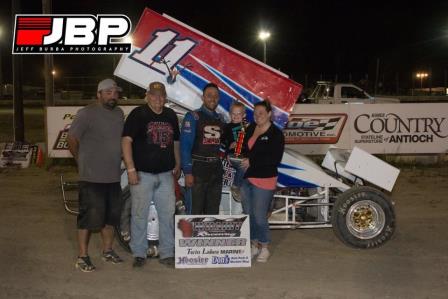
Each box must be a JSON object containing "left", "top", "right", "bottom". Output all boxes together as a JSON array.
[{"left": 228, "top": 120, "right": 247, "bottom": 164}]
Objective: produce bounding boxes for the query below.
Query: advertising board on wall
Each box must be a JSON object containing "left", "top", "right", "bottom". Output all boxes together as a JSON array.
[
  {"left": 284, "top": 113, "right": 348, "bottom": 144},
  {"left": 286, "top": 103, "right": 448, "bottom": 155},
  {"left": 349, "top": 104, "right": 448, "bottom": 153},
  {"left": 48, "top": 103, "right": 448, "bottom": 157},
  {"left": 0, "top": 142, "right": 37, "bottom": 168},
  {"left": 46, "top": 106, "right": 137, "bottom": 158}
]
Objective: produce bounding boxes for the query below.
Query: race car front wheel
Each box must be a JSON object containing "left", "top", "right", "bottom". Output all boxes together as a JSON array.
[{"left": 331, "top": 186, "right": 395, "bottom": 249}]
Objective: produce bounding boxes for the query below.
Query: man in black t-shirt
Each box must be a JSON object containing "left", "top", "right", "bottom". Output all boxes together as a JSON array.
[{"left": 122, "top": 82, "right": 180, "bottom": 268}]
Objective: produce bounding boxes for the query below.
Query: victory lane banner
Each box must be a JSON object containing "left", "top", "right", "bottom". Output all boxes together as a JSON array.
[{"left": 175, "top": 215, "right": 251, "bottom": 268}]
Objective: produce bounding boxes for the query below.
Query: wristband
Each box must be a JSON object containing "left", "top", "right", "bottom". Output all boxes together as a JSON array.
[{"left": 127, "top": 168, "right": 136, "bottom": 173}]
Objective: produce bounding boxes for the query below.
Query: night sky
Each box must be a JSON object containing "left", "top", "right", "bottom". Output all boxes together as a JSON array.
[{"left": 1, "top": 0, "right": 447, "bottom": 91}]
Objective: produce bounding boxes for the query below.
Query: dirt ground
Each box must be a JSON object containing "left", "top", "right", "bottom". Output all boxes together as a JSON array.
[{"left": 0, "top": 164, "right": 447, "bottom": 299}]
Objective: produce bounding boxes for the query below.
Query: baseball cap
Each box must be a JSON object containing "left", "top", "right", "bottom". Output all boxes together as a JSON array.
[
  {"left": 97, "top": 78, "right": 122, "bottom": 92},
  {"left": 147, "top": 81, "right": 167, "bottom": 97}
]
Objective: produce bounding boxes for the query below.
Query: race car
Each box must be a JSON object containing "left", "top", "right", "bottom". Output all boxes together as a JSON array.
[{"left": 61, "top": 146, "right": 397, "bottom": 252}]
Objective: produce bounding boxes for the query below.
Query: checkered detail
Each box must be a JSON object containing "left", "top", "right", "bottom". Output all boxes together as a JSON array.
[{"left": 313, "top": 117, "right": 341, "bottom": 131}]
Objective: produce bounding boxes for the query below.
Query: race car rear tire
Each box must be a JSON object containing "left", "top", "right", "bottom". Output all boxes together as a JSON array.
[
  {"left": 331, "top": 186, "right": 395, "bottom": 249},
  {"left": 114, "top": 186, "right": 132, "bottom": 253}
]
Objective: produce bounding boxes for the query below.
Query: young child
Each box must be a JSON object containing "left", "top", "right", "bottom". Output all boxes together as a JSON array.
[{"left": 220, "top": 102, "right": 248, "bottom": 201}]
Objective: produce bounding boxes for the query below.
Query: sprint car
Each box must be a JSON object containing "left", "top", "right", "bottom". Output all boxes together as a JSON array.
[{"left": 61, "top": 144, "right": 398, "bottom": 251}]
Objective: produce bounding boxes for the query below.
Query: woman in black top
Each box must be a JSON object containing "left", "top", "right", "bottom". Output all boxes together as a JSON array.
[{"left": 240, "top": 100, "right": 284, "bottom": 263}]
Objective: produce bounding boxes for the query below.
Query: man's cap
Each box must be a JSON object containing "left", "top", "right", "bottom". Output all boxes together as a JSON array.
[
  {"left": 97, "top": 78, "right": 122, "bottom": 92},
  {"left": 147, "top": 81, "right": 167, "bottom": 97}
]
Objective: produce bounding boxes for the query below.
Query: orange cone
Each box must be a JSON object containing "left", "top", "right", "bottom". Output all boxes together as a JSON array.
[{"left": 36, "top": 146, "right": 44, "bottom": 167}]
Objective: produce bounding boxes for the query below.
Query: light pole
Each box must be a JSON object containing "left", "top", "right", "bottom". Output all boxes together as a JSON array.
[
  {"left": 51, "top": 69, "right": 56, "bottom": 97},
  {"left": 416, "top": 72, "right": 428, "bottom": 89},
  {"left": 258, "top": 30, "right": 270, "bottom": 64}
]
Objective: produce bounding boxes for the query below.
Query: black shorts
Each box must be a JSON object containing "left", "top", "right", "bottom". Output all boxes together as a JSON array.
[{"left": 77, "top": 181, "right": 122, "bottom": 230}]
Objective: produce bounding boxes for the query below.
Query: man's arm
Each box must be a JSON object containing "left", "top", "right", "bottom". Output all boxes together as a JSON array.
[
  {"left": 180, "top": 112, "right": 197, "bottom": 187},
  {"left": 180, "top": 112, "right": 196, "bottom": 174},
  {"left": 173, "top": 141, "right": 181, "bottom": 179},
  {"left": 171, "top": 109, "right": 181, "bottom": 179},
  {"left": 67, "top": 134, "right": 79, "bottom": 161},
  {"left": 67, "top": 108, "right": 87, "bottom": 162},
  {"left": 122, "top": 136, "right": 139, "bottom": 185}
]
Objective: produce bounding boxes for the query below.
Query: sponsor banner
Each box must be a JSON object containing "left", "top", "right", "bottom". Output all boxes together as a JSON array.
[
  {"left": 286, "top": 103, "right": 448, "bottom": 154},
  {"left": 46, "top": 106, "right": 137, "bottom": 158},
  {"left": 284, "top": 113, "right": 347, "bottom": 144},
  {"left": 350, "top": 104, "right": 448, "bottom": 153},
  {"left": 175, "top": 215, "right": 251, "bottom": 268},
  {"left": 49, "top": 103, "right": 447, "bottom": 157},
  {"left": 114, "top": 8, "right": 301, "bottom": 128}
]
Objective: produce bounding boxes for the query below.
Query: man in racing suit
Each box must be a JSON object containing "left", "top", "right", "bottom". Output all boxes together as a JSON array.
[{"left": 180, "top": 83, "right": 224, "bottom": 215}]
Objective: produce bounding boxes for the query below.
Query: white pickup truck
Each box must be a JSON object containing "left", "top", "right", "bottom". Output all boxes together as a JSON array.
[{"left": 307, "top": 81, "right": 400, "bottom": 104}]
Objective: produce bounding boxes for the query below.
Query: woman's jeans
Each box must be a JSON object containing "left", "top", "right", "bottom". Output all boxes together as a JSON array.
[
  {"left": 240, "top": 179, "right": 274, "bottom": 244},
  {"left": 130, "top": 171, "right": 175, "bottom": 259}
]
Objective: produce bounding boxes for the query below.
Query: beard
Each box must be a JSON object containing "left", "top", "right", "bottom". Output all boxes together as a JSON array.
[{"left": 103, "top": 99, "right": 118, "bottom": 109}]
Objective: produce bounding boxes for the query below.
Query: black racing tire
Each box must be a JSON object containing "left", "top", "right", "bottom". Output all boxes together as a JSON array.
[
  {"left": 331, "top": 186, "right": 395, "bottom": 249},
  {"left": 114, "top": 186, "right": 132, "bottom": 253}
]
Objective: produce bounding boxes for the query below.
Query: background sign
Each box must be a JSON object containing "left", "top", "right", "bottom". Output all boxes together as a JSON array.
[
  {"left": 287, "top": 103, "right": 448, "bottom": 154},
  {"left": 48, "top": 103, "right": 448, "bottom": 157},
  {"left": 0, "top": 142, "right": 36, "bottom": 168},
  {"left": 46, "top": 106, "right": 137, "bottom": 158},
  {"left": 175, "top": 215, "right": 251, "bottom": 268}
]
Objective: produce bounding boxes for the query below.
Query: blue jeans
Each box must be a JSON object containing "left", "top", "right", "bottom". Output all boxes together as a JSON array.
[
  {"left": 240, "top": 179, "right": 274, "bottom": 244},
  {"left": 229, "top": 159, "right": 245, "bottom": 188},
  {"left": 130, "top": 171, "right": 175, "bottom": 259}
]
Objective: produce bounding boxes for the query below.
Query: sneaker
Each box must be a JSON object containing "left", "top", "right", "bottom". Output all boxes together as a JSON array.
[
  {"left": 256, "top": 248, "right": 270, "bottom": 263},
  {"left": 120, "top": 230, "right": 130, "bottom": 242},
  {"left": 231, "top": 186, "right": 242, "bottom": 202},
  {"left": 75, "top": 256, "right": 96, "bottom": 272},
  {"left": 251, "top": 244, "right": 260, "bottom": 258},
  {"left": 147, "top": 245, "right": 159, "bottom": 258},
  {"left": 159, "top": 257, "right": 175, "bottom": 268},
  {"left": 133, "top": 257, "right": 146, "bottom": 268},
  {"left": 102, "top": 249, "right": 123, "bottom": 264}
]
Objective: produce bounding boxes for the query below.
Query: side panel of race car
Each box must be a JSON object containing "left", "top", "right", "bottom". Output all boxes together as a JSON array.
[{"left": 278, "top": 149, "right": 350, "bottom": 191}]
